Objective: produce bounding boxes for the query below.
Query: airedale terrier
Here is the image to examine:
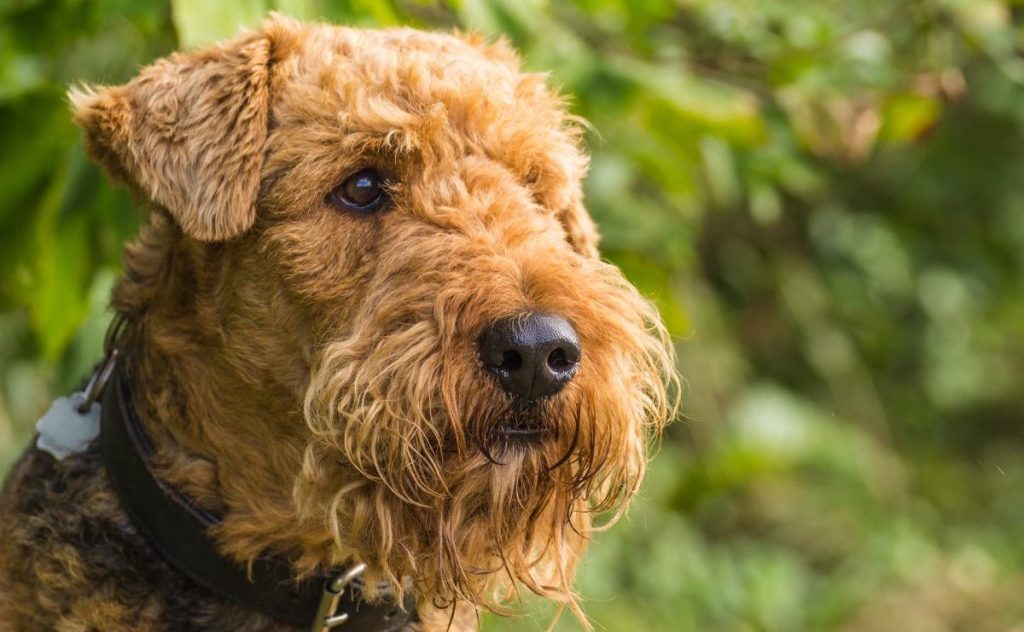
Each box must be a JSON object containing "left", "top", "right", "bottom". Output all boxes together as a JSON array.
[{"left": 0, "top": 15, "right": 677, "bottom": 632}]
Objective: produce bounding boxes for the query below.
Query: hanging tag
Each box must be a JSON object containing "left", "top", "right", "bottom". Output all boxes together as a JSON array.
[{"left": 35, "top": 392, "right": 101, "bottom": 460}]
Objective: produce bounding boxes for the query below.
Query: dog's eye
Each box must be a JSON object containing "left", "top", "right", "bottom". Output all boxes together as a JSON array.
[{"left": 329, "top": 168, "right": 387, "bottom": 213}]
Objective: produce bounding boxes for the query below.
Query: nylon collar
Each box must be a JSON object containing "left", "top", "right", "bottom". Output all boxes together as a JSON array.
[{"left": 99, "top": 362, "right": 416, "bottom": 631}]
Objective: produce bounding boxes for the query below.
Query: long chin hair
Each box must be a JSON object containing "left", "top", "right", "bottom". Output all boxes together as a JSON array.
[{"left": 297, "top": 284, "right": 676, "bottom": 628}]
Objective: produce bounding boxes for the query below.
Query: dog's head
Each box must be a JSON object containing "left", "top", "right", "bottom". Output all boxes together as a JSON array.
[{"left": 72, "top": 15, "right": 677, "bottom": 622}]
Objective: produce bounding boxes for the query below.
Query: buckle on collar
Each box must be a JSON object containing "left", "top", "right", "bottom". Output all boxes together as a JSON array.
[{"left": 311, "top": 563, "right": 367, "bottom": 631}]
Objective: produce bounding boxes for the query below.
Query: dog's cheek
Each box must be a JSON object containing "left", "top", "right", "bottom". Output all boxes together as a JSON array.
[{"left": 258, "top": 212, "right": 382, "bottom": 315}]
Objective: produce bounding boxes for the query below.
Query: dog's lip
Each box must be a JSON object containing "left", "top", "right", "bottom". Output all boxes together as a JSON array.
[
  {"left": 496, "top": 426, "right": 544, "bottom": 436},
  {"left": 492, "top": 425, "right": 547, "bottom": 442}
]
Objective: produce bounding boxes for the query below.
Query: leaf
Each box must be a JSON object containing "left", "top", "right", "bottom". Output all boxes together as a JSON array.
[
  {"left": 879, "top": 93, "right": 940, "bottom": 144},
  {"left": 171, "top": 0, "right": 269, "bottom": 48},
  {"left": 607, "top": 55, "right": 765, "bottom": 144},
  {"left": 22, "top": 151, "right": 93, "bottom": 359},
  {"left": 272, "top": 0, "right": 317, "bottom": 19}
]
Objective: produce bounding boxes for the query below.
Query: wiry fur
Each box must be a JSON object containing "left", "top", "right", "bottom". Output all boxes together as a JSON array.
[{"left": 1, "top": 15, "right": 677, "bottom": 631}]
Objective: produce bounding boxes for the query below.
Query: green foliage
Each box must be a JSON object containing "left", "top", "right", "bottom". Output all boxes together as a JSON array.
[{"left": 3, "top": 1, "right": 1024, "bottom": 630}]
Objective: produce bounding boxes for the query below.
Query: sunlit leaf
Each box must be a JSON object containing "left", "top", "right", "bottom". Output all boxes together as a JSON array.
[{"left": 172, "top": 0, "right": 268, "bottom": 47}]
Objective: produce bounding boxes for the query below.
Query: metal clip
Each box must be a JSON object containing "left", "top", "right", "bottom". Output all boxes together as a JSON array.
[
  {"left": 76, "top": 348, "right": 118, "bottom": 414},
  {"left": 76, "top": 314, "right": 127, "bottom": 414},
  {"left": 311, "top": 562, "right": 367, "bottom": 632}
]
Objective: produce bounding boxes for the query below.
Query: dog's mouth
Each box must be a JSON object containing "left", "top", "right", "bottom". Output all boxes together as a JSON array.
[
  {"left": 491, "top": 423, "right": 547, "bottom": 444},
  {"left": 462, "top": 397, "right": 574, "bottom": 461},
  {"left": 486, "top": 402, "right": 559, "bottom": 447},
  {"left": 469, "top": 412, "right": 553, "bottom": 462}
]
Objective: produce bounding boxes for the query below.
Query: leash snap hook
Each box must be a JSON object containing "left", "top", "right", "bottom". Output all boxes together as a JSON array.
[
  {"left": 77, "top": 314, "right": 127, "bottom": 414},
  {"left": 312, "top": 562, "right": 367, "bottom": 631},
  {"left": 77, "top": 348, "right": 119, "bottom": 414}
]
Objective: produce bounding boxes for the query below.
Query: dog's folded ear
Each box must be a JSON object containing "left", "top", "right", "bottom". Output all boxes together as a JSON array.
[
  {"left": 69, "top": 30, "right": 273, "bottom": 241},
  {"left": 561, "top": 200, "right": 601, "bottom": 258}
]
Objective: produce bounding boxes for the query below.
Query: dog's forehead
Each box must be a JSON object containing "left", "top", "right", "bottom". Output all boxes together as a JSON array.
[
  {"left": 270, "top": 24, "right": 584, "bottom": 185},
  {"left": 291, "top": 25, "right": 527, "bottom": 104}
]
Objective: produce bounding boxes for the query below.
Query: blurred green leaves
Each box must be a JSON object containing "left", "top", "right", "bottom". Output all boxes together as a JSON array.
[
  {"left": 172, "top": 0, "right": 270, "bottom": 47},
  {"left": 3, "top": 1, "right": 1024, "bottom": 630},
  {"left": 171, "top": 0, "right": 408, "bottom": 46}
]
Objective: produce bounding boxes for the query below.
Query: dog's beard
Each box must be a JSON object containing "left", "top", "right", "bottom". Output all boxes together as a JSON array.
[{"left": 297, "top": 284, "right": 675, "bottom": 624}]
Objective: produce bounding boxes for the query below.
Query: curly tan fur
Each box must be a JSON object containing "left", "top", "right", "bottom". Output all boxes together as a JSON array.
[{"left": 1, "top": 15, "right": 677, "bottom": 631}]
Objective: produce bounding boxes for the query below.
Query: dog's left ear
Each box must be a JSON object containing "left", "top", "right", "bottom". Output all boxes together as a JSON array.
[
  {"left": 561, "top": 200, "right": 601, "bottom": 258},
  {"left": 69, "top": 30, "right": 273, "bottom": 241}
]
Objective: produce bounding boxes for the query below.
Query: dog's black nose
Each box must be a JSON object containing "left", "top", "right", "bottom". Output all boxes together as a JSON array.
[{"left": 479, "top": 313, "right": 580, "bottom": 402}]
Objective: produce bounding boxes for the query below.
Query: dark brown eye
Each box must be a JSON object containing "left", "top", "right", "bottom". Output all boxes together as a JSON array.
[{"left": 329, "top": 168, "right": 387, "bottom": 213}]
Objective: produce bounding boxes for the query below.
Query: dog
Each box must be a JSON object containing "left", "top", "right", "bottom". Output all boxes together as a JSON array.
[{"left": 0, "top": 15, "right": 677, "bottom": 631}]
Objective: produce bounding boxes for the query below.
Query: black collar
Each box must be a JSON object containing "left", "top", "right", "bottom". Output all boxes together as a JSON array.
[{"left": 99, "top": 364, "right": 417, "bottom": 631}]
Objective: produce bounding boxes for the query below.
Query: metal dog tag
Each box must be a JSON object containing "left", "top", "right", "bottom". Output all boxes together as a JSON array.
[{"left": 35, "top": 392, "right": 101, "bottom": 460}]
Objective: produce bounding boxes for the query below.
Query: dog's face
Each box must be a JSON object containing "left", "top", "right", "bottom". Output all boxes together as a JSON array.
[{"left": 72, "top": 16, "right": 676, "bottom": 619}]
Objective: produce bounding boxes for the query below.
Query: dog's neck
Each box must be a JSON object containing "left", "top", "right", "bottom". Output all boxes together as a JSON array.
[{"left": 112, "top": 212, "right": 339, "bottom": 569}]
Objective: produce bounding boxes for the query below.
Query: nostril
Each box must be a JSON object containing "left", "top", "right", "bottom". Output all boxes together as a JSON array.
[
  {"left": 547, "top": 347, "right": 571, "bottom": 371},
  {"left": 500, "top": 349, "right": 523, "bottom": 372}
]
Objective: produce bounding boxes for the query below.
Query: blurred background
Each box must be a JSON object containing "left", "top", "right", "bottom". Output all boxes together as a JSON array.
[{"left": 2, "top": 1, "right": 1024, "bottom": 630}]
